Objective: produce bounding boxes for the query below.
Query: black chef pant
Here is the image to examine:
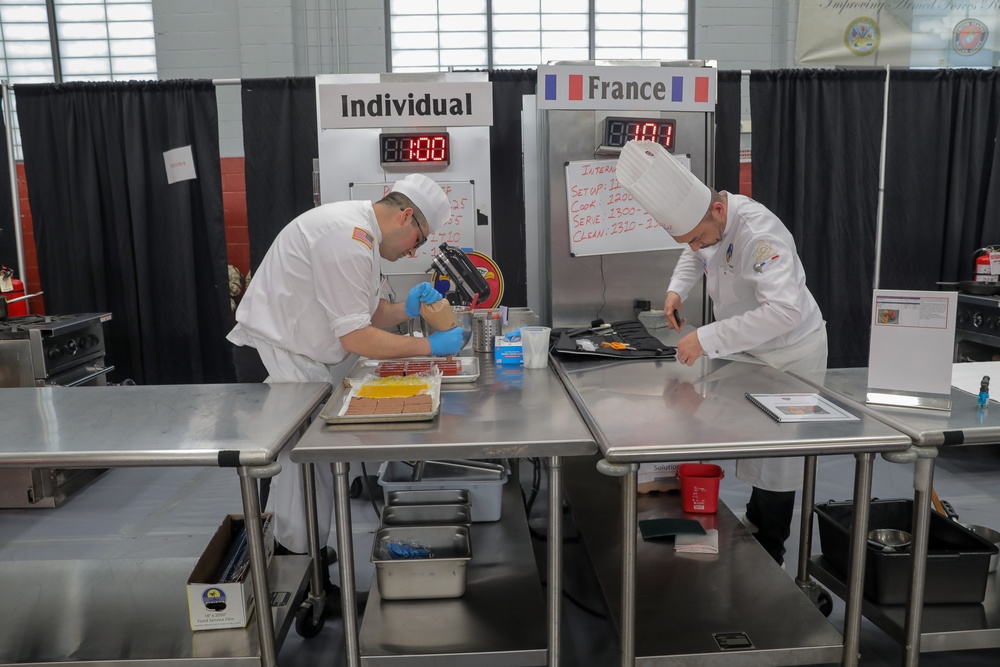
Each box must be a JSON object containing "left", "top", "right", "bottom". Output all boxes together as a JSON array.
[
  {"left": 745, "top": 487, "right": 796, "bottom": 565},
  {"left": 232, "top": 343, "right": 269, "bottom": 383}
]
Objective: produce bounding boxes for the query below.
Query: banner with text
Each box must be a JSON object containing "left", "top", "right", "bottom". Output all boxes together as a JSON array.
[{"left": 796, "top": 2, "right": 1000, "bottom": 68}]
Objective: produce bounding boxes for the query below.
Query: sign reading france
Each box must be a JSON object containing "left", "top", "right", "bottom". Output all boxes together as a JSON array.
[{"left": 537, "top": 65, "right": 717, "bottom": 112}]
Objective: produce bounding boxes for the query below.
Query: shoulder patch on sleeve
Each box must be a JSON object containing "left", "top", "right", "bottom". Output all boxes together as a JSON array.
[{"left": 351, "top": 226, "right": 374, "bottom": 250}]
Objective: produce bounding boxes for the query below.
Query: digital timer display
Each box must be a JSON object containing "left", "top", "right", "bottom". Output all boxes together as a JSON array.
[
  {"left": 379, "top": 132, "right": 450, "bottom": 166},
  {"left": 604, "top": 117, "right": 676, "bottom": 152}
]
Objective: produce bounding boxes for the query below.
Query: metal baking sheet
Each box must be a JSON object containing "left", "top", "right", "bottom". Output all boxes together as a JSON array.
[
  {"left": 346, "top": 356, "right": 480, "bottom": 384},
  {"left": 319, "top": 379, "right": 440, "bottom": 424}
]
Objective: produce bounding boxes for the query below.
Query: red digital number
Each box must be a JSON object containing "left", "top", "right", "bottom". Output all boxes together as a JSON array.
[
  {"left": 407, "top": 135, "right": 447, "bottom": 162},
  {"left": 632, "top": 122, "right": 659, "bottom": 143}
]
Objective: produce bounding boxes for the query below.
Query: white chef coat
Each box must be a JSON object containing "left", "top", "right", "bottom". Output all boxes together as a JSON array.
[
  {"left": 667, "top": 193, "right": 828, "bottom": 492},
  {"left": 227, "top": 200, "right": 383, "bottom": 552}
]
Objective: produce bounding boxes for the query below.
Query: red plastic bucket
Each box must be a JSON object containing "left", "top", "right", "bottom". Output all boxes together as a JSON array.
[{"left": 677, "top": 463, "right": 724, "bottom": 514}]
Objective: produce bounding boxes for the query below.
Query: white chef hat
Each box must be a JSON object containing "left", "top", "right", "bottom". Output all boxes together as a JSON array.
[
  {"left": 391, "top": 174, "right": 451, "bottom": 233},
  {"left": 615, "top": 140, "right": 711, "bottom": 237}
]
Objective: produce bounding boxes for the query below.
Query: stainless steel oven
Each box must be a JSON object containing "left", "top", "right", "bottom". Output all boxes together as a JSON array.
[
  {"left": 955, "top": 294, "right": 1000, "bottom": 362},
  {"left": 0, "top": 313, "right": 114, "bottom": 507}
]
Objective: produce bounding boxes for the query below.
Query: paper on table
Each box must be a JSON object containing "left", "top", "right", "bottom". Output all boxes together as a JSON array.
[
  {"left": 951, "top": 361, "right": 1000, "bottom": 403},
  {"left": 674, "top": 528, "right": 719, "bottom": 554}
]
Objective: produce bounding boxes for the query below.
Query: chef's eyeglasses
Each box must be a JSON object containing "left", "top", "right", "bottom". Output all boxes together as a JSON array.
[{"left": 407, "top": 210, "right": 429, "bottom": 249}]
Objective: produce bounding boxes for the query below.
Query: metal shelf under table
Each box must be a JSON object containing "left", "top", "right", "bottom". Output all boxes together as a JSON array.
[
  {"left": 565, "top": 454, "right": 844, "bottom": 666},
  {"left": 0, "top": 383, "right": 333, "bottom": 667},
  {"left": 359, "top": 479, "right": 547, "bottom": 666},
  {"left": 792, "top": 365, "right": 1000, "bottom": 666},
  {"left": 0, "top": 554, "right": 312, "bottom": 667}
]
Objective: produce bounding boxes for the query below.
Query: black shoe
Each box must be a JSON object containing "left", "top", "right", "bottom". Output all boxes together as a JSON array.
[{"left": 323, "top": 583, "right": 368, "bottom": 617}]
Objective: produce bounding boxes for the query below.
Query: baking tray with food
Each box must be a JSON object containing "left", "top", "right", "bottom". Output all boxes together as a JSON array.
[
  {"left": 346, "top": 356, "right": 480, "bottom": 384},
  {"left": 319, "top": 369, "right": 442, "bottom": 424}
]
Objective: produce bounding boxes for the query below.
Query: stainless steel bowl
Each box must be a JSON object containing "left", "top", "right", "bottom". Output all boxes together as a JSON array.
[{"left": 868, "top": 528, "right": 912, "bottom": 551}]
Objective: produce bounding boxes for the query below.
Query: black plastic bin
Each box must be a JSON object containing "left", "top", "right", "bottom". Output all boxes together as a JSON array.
[{"left": 814, "top": 498, "right": 998, "bottom": 605}]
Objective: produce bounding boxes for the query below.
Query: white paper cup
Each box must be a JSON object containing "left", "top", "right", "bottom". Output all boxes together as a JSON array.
[{"left": 520, "top": 326, "right": 551, "bottom": 369}]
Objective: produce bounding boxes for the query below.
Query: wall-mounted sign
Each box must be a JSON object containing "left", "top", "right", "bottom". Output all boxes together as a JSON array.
[
  {"left": 538, "top": 65, "right": 717, "bottom": 112},
  {"left": 318, "top": 81, "right": 493, "bottom": 129}
]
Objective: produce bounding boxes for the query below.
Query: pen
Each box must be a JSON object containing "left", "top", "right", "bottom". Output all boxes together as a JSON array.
[
  {"left": 673, "top": 309, "right": 682, "bottom": 329},
  {"left": 753, "top": 254, "right": 779, "bottom": 273}
]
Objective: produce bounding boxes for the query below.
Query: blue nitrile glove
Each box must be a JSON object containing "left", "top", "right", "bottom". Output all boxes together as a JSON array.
[
  {"left": 405, "top": 282, "right": 443, "bottom": 317},
  {"left": 505, "top": 329, "right": 521, "bottom": 341},
  {"left": 428, "top": 327, "right": 464, "bottom": 356}
]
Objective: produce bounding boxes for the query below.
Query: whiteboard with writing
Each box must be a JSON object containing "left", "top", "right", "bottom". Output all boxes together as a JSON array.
[
  {"left": 564, "top": 158, "right": 683, "bottom": 257},
  {"left": 350, "top": 180, "right": 476, "bottom": 275}
]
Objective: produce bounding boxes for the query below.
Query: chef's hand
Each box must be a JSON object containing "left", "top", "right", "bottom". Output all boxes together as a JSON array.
[
  {"left": 428, "top": 327, "right": 464, "bottom": 356},
  {"left": 405, "top": 282, "right": 443, "bottom": 317},
  {"left": 664, "top": 291, "right": 683, "bottom": 331},
  {"left": 675, "top": 330, "right": 704, "bottom": 366}
]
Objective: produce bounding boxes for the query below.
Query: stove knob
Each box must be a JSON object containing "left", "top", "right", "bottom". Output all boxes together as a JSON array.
[
  {"left": 958, "top": 311, "right": 970, "bottom": 324},
  {"left": 85, "top": 334, "right": 100, "bottom": 349},
  {"left": 991, "top": 318, "right": 999, "bottom": 331},
  {"left": 64, "top": 339, "right": 79, "bottom": 355},
  {"left": 47, "top": 347, "right": 63, "bottom": 361},
  {"left": 973, "top": 313, "right": 985, "bottom": 328}
]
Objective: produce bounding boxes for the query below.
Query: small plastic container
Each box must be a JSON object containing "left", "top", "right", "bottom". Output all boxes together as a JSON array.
[{"left": 677, "top": 463, "right": 724, "bottom": 514}]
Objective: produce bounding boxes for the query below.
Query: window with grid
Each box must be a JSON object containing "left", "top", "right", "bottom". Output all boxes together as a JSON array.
[
  {"left": 0, "top": 0, "right": 157, "bottom": 156},
  {"left": 387, "top": 0, "right": 689, "bottom": 73}
]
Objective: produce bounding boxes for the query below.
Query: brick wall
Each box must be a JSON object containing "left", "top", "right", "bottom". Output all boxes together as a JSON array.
[{"left": 16, "top": 158, "right": 251, "bottom": 315}]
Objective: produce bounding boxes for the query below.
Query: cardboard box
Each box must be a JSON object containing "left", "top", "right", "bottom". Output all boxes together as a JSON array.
[
  {"left": 494, "top": 336, "right": 523, "bottom": 365},
  {"left": 186, "top": 514, "right": 274, "bottom": 631},
  {"left": 637, "top": 461, "right": 700, "bottom": 493}
]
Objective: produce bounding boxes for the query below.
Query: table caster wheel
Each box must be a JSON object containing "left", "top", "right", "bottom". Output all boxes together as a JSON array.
[
  {"left": 295, "top": 600, "right": 325, "bottom": 638},
  {"left": 816, "top": 588, "right": 833, "bottom": 617},
  {"left": 797, "top": 580, "right": 834, "bottom": 617}
]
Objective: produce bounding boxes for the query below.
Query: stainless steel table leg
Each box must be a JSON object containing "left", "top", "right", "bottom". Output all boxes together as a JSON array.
[
  {"left": 302, "top": 462, "right": 327, "bottom": 620},
  {"left": 240, "top": 462, "right": 281, "bottom": 667},
  {"left": 842, "top": 452, "right": 874, "bottom": 667},
  {"left": 332, "top": 461, "right": 361, "bottom": 667},
  {"left": 596, "top": 457, "right": 638, "bottom": 667},
  {"left": 902, "top": 450, "right": 937, "bottom": 667},
  {"left": 796, "top": 454, "right": 818, "bottom": 586},
  {"left": 547, "top": 455, "right": 563, "bottom": 667}
]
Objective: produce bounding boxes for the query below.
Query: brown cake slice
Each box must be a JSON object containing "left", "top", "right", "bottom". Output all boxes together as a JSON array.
[
  {"left": 373, "top": 397, "right": 405, "bottom": 414},
  {"left": 402, "top": 394, "right": 433, "bottom": 413},
  {"left": 344, "top": 396, "right": 377, "bottom": 415}
]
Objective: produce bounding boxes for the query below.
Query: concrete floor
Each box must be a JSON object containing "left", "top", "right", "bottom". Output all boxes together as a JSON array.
[{"left": 1, "top": 445, "right": 998, "bottom": 666}]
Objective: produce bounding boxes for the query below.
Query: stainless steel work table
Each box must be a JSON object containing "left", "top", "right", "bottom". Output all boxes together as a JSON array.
[
  {"left": 792, "top": 366, "right": 1000, "bottom": 666},
  {"left": 551, "top": 355, "right": 912, "bottom": 667},
  {"left": 289, "top": 355, "right": 598, "bottom": 667},
  {"left": 0, "top": 382, "right": 332, "bottom": 667}
]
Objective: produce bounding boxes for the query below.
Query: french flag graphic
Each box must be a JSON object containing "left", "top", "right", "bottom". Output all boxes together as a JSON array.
[
  {"left": 545, "top": 73, "right": 584, "bottom": 101},
  {"left": 671, "top": 75, "right": 711, "bottom": 103}
]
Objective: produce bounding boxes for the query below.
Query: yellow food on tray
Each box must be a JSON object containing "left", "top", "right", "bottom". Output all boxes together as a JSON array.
[{"left": 355, "top": 375, "right": 431, "bottom": 399}]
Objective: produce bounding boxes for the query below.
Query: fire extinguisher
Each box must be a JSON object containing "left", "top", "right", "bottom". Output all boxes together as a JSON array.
[
  {"left": 0, "top": 266, "right": 28, "bottom": 317},
  {"left": 974, "top": 247, "right": 1000, "bottom": 284}
]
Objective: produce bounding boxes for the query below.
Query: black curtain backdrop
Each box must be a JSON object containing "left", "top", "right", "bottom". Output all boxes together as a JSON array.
[
  {"left": 750, "top": 69, "right": 886, "bottom": 369},
  {"left": 489, "top": 69, "right": 536, "bottom": 307},
  {"left": 0, "top": 97, "right": 16, "bottom": 275},
  {"left": 881, "top": 69, "right": 1000, "bottom": 289},
  {"left": 241, "top": 77, "right": 318, "bottom": 271},
  {"left": 16, "top": 80, "right": 232, "bottom": 384},
  {"left": 715, "top": 70, "right": 742, "bottom": 194}
]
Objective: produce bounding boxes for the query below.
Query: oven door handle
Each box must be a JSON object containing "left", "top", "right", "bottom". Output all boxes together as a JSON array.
[{"left": 54, "top": 364, "right": 116, "bottom": 387}]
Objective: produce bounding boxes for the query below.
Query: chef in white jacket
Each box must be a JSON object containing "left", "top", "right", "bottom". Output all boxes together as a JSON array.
[
  {"left": 228, "top": 173, "right": 464, "bottom": 586},
  {"left": 616, "top": 141, "right": 828, "bottom": 565}
]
